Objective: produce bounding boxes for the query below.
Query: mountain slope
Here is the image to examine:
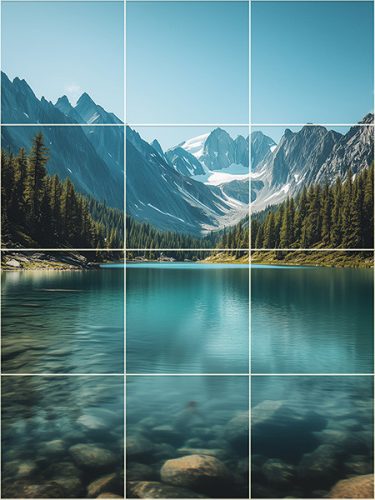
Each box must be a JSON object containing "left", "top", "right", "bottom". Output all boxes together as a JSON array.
[
  {"left": 252, "top": 117, "right": 374, "bottom": 212},
  {"left": 126, "top": 128, "right": 248, "bottom": 235},
  {"left": 1, "top": 72, "right": 123, "bottom": 208}
]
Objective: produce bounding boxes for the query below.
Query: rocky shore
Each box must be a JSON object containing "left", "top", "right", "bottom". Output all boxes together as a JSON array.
[{"left": 1, "top": 252, "right": 101, "bottom": 270}]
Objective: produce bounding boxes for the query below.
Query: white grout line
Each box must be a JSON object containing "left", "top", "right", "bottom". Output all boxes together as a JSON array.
[{"left": 123, "top": 0, "right": 127, "bottom": 496}]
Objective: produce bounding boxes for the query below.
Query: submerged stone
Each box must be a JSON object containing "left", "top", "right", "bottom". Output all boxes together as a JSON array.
[
  {"left": 126, "top": 435, "right": 155, "bottom": 461},
  {"left": 160, "top": 454, "right": 232, "bottom": 497},
  {"left": 329, "top": 474, "right": 374, "bottom": 498},
  {"left": 127, "top": 480, "right": 207, "bottom": 498},
  {"left": 87, "top": 472, "right": 119, "bottom": 497},
  {"left": 69, "top": 444, "right": 116, "bottom": 469}
]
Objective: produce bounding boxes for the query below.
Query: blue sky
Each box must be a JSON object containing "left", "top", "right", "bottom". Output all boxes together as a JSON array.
[
  {"left": 252, "top": 1, "right": 374, "bottom": 124},
  {"left": 1, "top": 1, "right": 124, "bottom": 119},
  {"left": 126, "top": 1, "right": 249, "bottom": 124}
]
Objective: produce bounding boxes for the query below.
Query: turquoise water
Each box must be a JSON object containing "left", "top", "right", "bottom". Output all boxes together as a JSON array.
[
  {"left": 126, "top": 264, "right": 249, "bottom": 373},
  {"left": 127, "top": 375, "right": 249, "bottom": 498},
  {"left": 1, "top": 267, "right": 124, "bottom": 373},
  {"left": 252, "top": 265, "right": 374, "bottom": 373},
  {"left": 252, "top": 376, "right": 373, "bottom": 498},
  {"left": 2, "top": 376, "right": 124, "bottom": 498}
]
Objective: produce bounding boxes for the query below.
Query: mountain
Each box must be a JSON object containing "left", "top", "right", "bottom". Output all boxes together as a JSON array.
[
  {"left": 251, "top": 131, "right": 276, "bottom": 170},
  {"left": 165, "top": 147, "right": 206, "bottom": 176},
  {"left": 126, "top": 128, "right": 248, "bottom": 235},
  {"left": 1, "top": 72, "right": 123, "bottom": 208},
  {"left": 252, "top": 117, "right": 374, "bottom": 212},
  {"left": 170, "top": 128, "right": 250, "bottom": 173}
]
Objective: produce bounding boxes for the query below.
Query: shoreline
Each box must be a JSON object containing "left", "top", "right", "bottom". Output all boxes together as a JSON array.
[{"left": 2, "top": 250, "right": 373, "bottom": 270}]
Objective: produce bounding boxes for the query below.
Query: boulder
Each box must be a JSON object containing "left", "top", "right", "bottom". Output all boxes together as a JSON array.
[
  {"left": 127, "top": 480, "right": 206, "bottom": 498},
  {"left": 262, "top": 458, "right": 295, "bottom": 486},
  {"left": 252, "top": 400, "right": 284, "bottom": 426},
  {"left": 329, "top": 474, "right": 374, "bottom": 498},
  {"left": 87, "top": 473, "right": 120, "bottom": 497},
  {"left": 69, "top": 444, "right": 116, "bottom": 469},
  {"left": 126, "top": 463, "right": 156, "bottom": 481},
  {"left": 126, "top": 435, "right": 155, "bottom": 462},
  {"left": 224, "top": 411, "right": 249, "bottom": 455},
  {"left": 160, "top": 454, "right": 232, "bottom": 496}
]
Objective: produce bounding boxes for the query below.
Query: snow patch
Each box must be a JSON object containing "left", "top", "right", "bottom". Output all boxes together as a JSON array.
[{"left": 147, "top": 203, "right": 185, "bottom": 222}]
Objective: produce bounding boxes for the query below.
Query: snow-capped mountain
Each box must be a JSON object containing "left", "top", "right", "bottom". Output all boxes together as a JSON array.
[
  {"left": 2, "top": 72, "right": 373, "bottom": 236},
  {"left": 127, "top": 128, "right": 248, "bottom": 235},
  {"left": 252, "top": 116, "right": 374, "bottom": 212}
]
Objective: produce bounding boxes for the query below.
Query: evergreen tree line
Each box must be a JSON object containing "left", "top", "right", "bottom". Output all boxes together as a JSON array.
[
  {"left": 126, "top": 215, "right": 216, "bottom": 250},
  {"left": 251, "top": 165, "right": 374, "bottom": 249},
  {"left": 2, "top": 133, "right": 124, "bottom": 249}
]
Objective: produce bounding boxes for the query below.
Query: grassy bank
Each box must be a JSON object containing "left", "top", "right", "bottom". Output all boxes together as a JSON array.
[
  {"left": 251, "top": 250, "right": 374, "bottom": 268},
  {"left": 200, "top": 252, "right": 249, "bottom": 264}
]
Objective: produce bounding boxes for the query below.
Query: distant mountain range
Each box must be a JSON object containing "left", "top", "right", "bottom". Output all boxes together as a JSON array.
[{"left": 2, "top": 72, "right": 373, "bottom": 236}]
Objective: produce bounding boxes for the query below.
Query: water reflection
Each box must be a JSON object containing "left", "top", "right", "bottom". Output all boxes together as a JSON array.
[
  {"left": 126, "top": 264, "right": 249, "bottom": 373},
  {"left": 252, "top": 265, "right": 374, "bottom": 373},
  {"left": 2, "top": 268, "right": 124, "bottom": 373}
]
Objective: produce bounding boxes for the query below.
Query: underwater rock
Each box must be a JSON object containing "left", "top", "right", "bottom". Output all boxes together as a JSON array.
[
  {"left": 262, "top": 458, "right": 295, "bottom": 486},
  {"left": 329, "top": 474, "right": 374, "bottom": 498},
  {"left": 127, "top": 435, "right": 155, "bottom": 462},
  {"left": 251, "top": 400, "right": 284, "bottom": 426},
  {"left": 40, "top": 438, "right": 66, "bottom": 456},
  {"left": 344, "top": 455, "right": 372, "bottom": 476},
  {"left": 2, "top": 481, "right": 68, "bottom": 498},
  {"left": 185, "top": 438, "right": 205, "bottom": 448},
  {"left": 96, "top": 494, "right": 123, "bottom": 498},
  {"left": 153, "top": 442, "right": 176, "bottom": 461},
  {"left": 4, "top": 460, "right": 37, "bottom": 479},
  {"left": 160, "top": 454, "right": 232, "bottom": 496},
  {"left": 224, "top": 411, "right": 249, "bottom": 455},
  {"left": 127, "top": 480, "right": 207, "bottom": 498},
  {"left": 316, "top": 429, "right": 370, "bottom": 454},
  {"left": 177, "top": 448, "right": 224, "bottom": 458},
  {"left": 151, "top": 425, "right": 183, "bottom": 445},
  {"left": 298, "top": 444, "right": 340, "bottom": 485},
  {"left": 53, "top": 476, "right": 83, "bottom": 498},
  {"left": 44, "top": 460, "right": 83, "bottom": 496},
  {"left": 87, "top": 473, "right": 119, "bottom": 497},
  {"left": 78, "top": 414, "right": 108, "bottom": 431},
  {"left": 69, "top": 443, "right": 116, "bottom": 469},
  {"left": 127, "top": 463, "right": 156, "bottom": 481}
]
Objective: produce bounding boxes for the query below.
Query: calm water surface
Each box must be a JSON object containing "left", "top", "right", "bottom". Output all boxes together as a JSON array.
[
  {"left": 126, "top": 263, "right": 249, "bottom": 373},
  {"left": 1, "top": 265, "right": 124, "bottom": 373},
  {"left": 252, "top": 265, "right": 374, "bottom": 373}
]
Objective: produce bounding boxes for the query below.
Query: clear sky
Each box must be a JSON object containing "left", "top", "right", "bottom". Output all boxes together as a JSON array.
[
  {"left": 126, "top": 1, "right": 249, "bottom": 124},
  {"left": 252, "top": 1, "right": 374, "bottom": 124},
  {"left": 1, "top": 1, "right": 124, "bottom": 119}
]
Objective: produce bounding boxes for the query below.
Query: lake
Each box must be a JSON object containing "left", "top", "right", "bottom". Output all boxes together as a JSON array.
[
  {"left": 126, "top": 375, "right": 249, "bottom": 498},
  {"left": 1, "top": 265, "right": 124, "bottom": 373},
  {"left": 252, "top": 264, "right": 374, "bottom": 373},
  {"left": 126, "top": 263, "right": 249, "bottom": 373},
  {"left": 2, "top": 375, "right": 124, "bottom": 498},
  {"left": 252, "top": 375, "right": 373, "bottom": 498}
]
